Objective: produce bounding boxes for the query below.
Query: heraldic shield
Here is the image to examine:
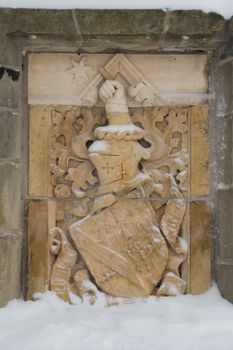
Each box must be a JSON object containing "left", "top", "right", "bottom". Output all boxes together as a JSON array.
[
  {"left": 46, "top": 78, "right": 188, "bottom": 303},
  {"left": 69, "top": 200, "right": 169, "bottom": 298}
]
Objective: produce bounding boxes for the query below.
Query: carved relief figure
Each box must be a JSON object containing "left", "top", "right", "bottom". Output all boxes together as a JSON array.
[{"left": 49, "top": 78, "right": 188, "bottom": 303}]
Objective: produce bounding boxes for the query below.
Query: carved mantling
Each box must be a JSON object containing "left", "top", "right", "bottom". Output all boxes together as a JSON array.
[{"left": 48, "top": 54, "right": 189, "bottom": 305}]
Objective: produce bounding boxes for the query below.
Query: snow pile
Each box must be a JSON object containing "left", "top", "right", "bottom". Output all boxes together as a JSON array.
[
  {"left": 0, "top": 285, "right": 233, "bottom": 350},
  {"left": 0, "top": 0, "right": 233, "bottom": 19}
]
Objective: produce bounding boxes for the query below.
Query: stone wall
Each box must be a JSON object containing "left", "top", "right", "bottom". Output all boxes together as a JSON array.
[
  {"left": 215, "top": 32, "right": 233, "bottom": 302},
  {"left": 0, "top": 8, "right": 232, "bottom": 307}
]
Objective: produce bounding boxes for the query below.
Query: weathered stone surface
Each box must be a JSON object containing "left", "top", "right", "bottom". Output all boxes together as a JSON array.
[
  {"left": 27, "top": 200, "right": 56, "bottom": 299},
  {"left": 215, "top": 55, "right": 233, "bottom": 304},
  {"left": 0, "top": 9, "right": 228, "bottom": 60},
  {"left": 217, "top": 189, "right": 233, "bottom": 259},
  {"left": 73, "top": 9, "right": 225, "bottom": 47},
  {"left": 29, "top": 106, "right": 52, "bottom": 197},
  {"left": 0, "top": 9, "right": 226, "bottom": 46},
  {"left": 33, "top": 104, "right": 190, "bottom": 201},
  {"left": 70, "top": 200, "right": 170, "bottom": 298},
  {"left": 190, "top": 201, "right": 212, "bottom": 294},
  {"left": 0, "top": 163, "right": 21, "bottom": 230},
  {"left": 216, "top": 116, "right": 233, "bottom": 186},
  {"left": 167, "top": 10, "right": 224, "bottom": 35},
  {"left": 217, "top": 264, "right": 233, "bottom": 303},
  {"left": 0, "top": 111, "right": 20, "bottom": 160},
  {"left": 75, "top": 10, "right": 165, "bottom": 36},
  {"left": 0, "top": 31, "right": 22, "bottom": 67},
  {"left": 190, "top": 107, "right": 209, "bottom": 197},
  {"left": 162, "top": 10, "right": 225, "bottom": 50},
  {"left": 0, "top": 7, "right": 230, "bottom": 307},
  {"left": 0, "top": 69, "right": 20, "bottom": 108},
  {"left": 28, "top": 79, "right": 189, "bottom": 302},
  {"left": 28, "top": 53, "right": 208, "bottom": 106},
  {"left": 0, "top": 231, "right": 21, "bottom": 307},
  {"left": 0, "top": 9, "right": 76, "bottom": 36},
  {"left": 180, "top": 204, "right": 190, "bottom": 292},
  {"left": 217, "top": 60, "right": 233, "bottom": 115},
  {"left": 228, "top": 16, "right": 233, "bottom": 33},
  {"left": 27, "top": 67, "right": 216, "bottom": 302}
]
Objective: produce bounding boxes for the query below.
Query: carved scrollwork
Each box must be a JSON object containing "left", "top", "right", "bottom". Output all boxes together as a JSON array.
[
  {"left": 49, "top": 107, "right": 104, "bottom": 203},
  {"left": 132, "top": 107, "right": 189, "bottom": 195},
  {"left": 49, "top": 227, "right": 78, "bottom": 303},
  {"left": 48, "top": 80, "right": 189, "bottom": 304}
]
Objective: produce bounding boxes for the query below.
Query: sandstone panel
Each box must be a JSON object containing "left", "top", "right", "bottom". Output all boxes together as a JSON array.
[
  {"left": 190, "top": 201, "right": 212, "bottom": 294},
  {"left": 28, "top": 53, "right": 208, "bottom": 106},
  {"left": 27, "top": 200, "right": 55, "bottom": 299},
  {"left": 190, "top": 107, "right": 209, "bottom": 197},
  {"left": 29, "top": 106, "right": 52, "bottom": 197},
  {"left": 0, "top": 232, "right": 21, "bottom": 307},
  {"left": 0, "top": 163, "right": 21, "bottom": 230},
  {"left": 27, "top": 53, "right": 212, "bottom": 303}
]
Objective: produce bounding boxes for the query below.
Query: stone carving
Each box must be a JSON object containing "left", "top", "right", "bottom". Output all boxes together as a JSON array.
[
  {"left": 29, "top": 53, "right": 208, "bottom": 106},
  {"left": 132, "top": 107, "right": 189, "bottom": 195},
  {"left": 50, "top": 107, "right": 104, "bottom": 201},
  {"left": 49, "top": 227, "right": 77, "bottom": 303},
  {"left": 66, "top": 55, "right": 93, "bottom": 83},
  {"left": 49, "top": 79, "right": 188, "bottom": 303},
  {"left": 76, "top": 53, "right": 163, "bottom": 106}
]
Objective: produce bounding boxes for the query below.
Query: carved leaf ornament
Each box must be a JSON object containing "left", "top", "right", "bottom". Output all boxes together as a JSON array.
[{"left": 48, "top": 55, "right": 189, "bottom": 304}]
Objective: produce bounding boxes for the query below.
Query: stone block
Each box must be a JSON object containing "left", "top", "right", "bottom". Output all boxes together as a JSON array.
[
  {"left": 28, "top": 53, "right": 208, "bottom": 106},
  {"left": 27, "top": 200, "right": 55, "bottom": 299},
  {"left": 0, "top": 9, "right": 227, "bottom": 54},
  {"left": 0, "top": 68, "right": 20, "bottom": 108},
  {"left": 0, "top": 9, "right": 225, "bottom": 38},
  {"left": 216, "top": 115, "right": 233, "bottom": 186},
  {"left": 217, "top": 189, "right": 233, "bottom": 259},
  {"left": 190, "top": 201, "right": 212, "bottom": 294},
  {"left": 0, "top": 31, "right": 22, "bottom": 68},
  {"left": 0, "top": 9, "right": 76, "bottom": 36},
  {"left": 74, "top": 9, "right": 225, "bottom": 47},
  {"left": 163, "top": 11, "right": 225, "bottom": 50},
  {"left": 0, "top": 231, "right": 22, "bottom": 307},
  {"left": 217, "top": 263, "right": 233, "bottom": 303},
  {"left": 29, "top": 106, "right": 52, "bottom": 197},
  {"left": 162, "top": 36, "right": 208, "bottom": 50},
  {"left": 0, "top": 111, "right": 20, "bottom": 160},
  {"left": 228, "top": 16, "right": 233, "bottom": 33},
  {"left": 217, "top": 60, "right": 233, "bottom": 115},
  {"left": 190, "top": 108, "right": 209, "bottom": 197},
  {"left": 167, "top": 10, "right": 225, "bottom": 35},
  {"left": 75, "top": 10, "right": 165, "bottom": 36},
  {"left": 0, "top": 163, "right": 21, "bottom": 230}
]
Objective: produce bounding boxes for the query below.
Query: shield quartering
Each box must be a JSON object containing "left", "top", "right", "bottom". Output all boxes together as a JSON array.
[{"left": 69, "top": 200, "right": 168, "bottom": 297}]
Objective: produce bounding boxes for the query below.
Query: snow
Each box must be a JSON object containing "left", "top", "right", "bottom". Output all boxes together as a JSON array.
[
  {"left": 89, "top": 140, "right": 110, "bottom": 153},
  {"left": 217, "top": 183, "right": 233, "bottom": 190},
  {"left": 0, "top": 0, "right": 233, "bottom": 19},
  {"left": 1, "top": 285, "right": 233, "bottom": 350},
  {"left": 0, "top": 1, "right": 232, "bottom": 347},
  {"left": 96, "top": 124, "right": 144, "bottom": 134}
]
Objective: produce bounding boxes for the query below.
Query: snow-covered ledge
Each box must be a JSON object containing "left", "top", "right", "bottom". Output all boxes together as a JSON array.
[{"left": 0, "top": 8, "right": 232, "bottom": 307}]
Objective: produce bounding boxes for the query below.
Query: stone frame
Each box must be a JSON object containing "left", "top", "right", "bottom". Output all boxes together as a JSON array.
[{"left": 0, "top": 8, "right": 232, "bottom": 306}]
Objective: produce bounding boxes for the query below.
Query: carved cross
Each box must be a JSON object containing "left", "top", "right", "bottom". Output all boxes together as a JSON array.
[{"left": 102, "top": 162, "right": 114, "bottom": 174}]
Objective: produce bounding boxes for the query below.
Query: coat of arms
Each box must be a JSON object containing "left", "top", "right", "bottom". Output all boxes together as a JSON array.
[{"left": 48, "top": 56, "right": 188, "bottom": 304}]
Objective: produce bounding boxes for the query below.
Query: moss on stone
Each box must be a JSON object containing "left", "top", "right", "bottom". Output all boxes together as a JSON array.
[
  {"left": 1, "top": 9, "right": 76, "bottom": 36},
  {"left": 75, "top": 10, "right": 165, "bottom": 36},
  {"left": 167, "top": 10, "right": 225, "bottom": 35}
]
